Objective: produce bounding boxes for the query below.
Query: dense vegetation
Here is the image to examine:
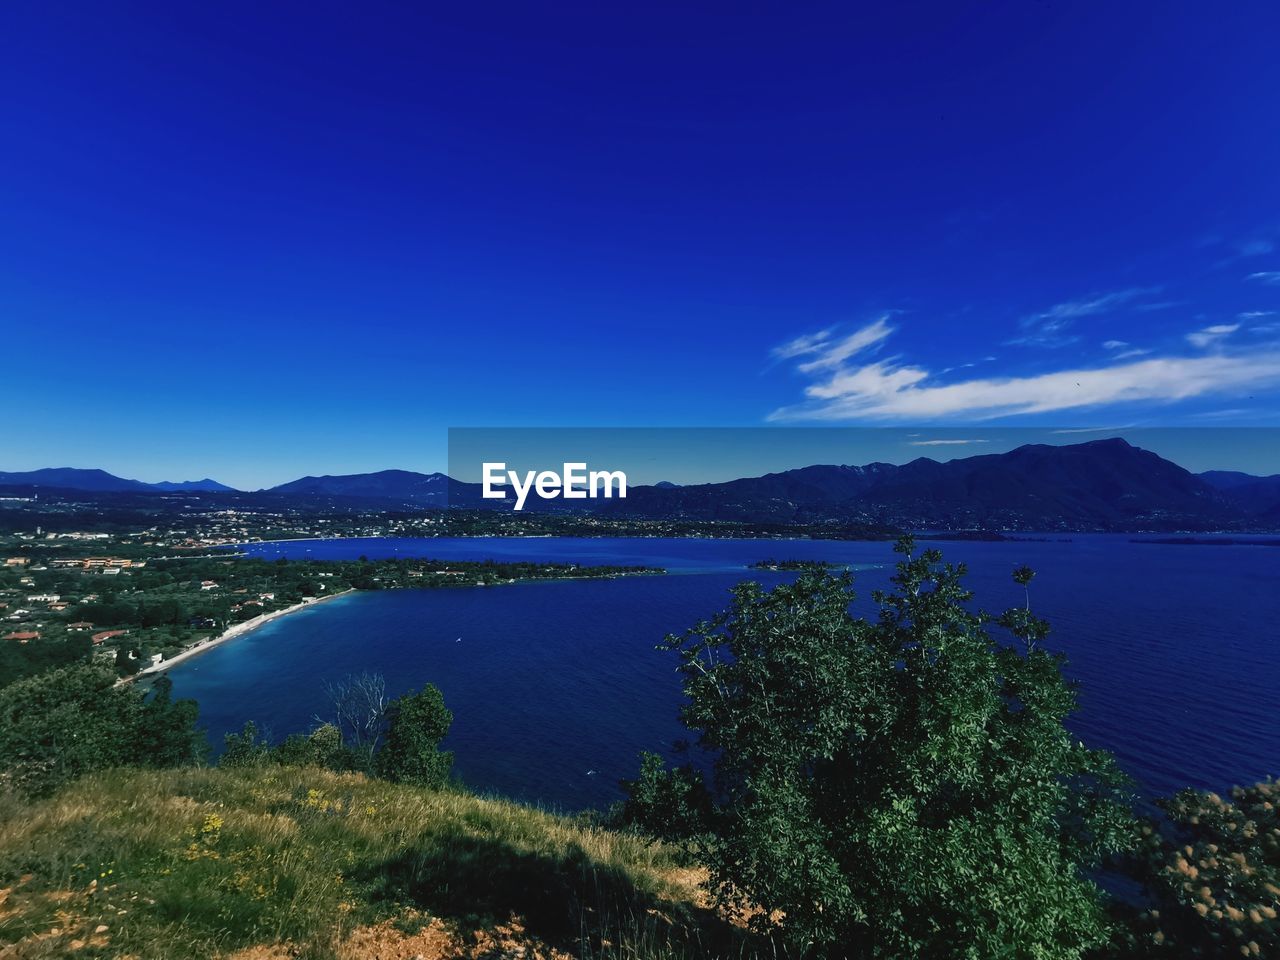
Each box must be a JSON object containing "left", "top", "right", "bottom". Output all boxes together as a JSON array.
[
  {"left": 0, "top": 667, "right": 201, "bottom": 796},
  {"left": 0, "top": 540, "right": 1275, "bottom": 958},
  {"left": 625, "top": 539, "right": 1137, "bottom": 957}
]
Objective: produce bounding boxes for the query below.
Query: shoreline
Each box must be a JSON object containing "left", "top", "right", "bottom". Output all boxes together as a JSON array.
[
  {"left": 130, "top": 588, "right": 356, "bottom": 680},
  {"left": 123, "top": 567, "right": 664, "bottom": 686}
]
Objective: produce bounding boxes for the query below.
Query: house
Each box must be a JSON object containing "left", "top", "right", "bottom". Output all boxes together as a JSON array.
[
  {"left": 3, "top": 557, "right": 30, "bottom": 566},
  {"left": 101, "top": 568, "right": 121, "bottom": 576},
  {"left": 259, "top": 592, "right": 275, "bottom": 601},
  {"left": 200, "top": 580, "right": 219, "bottom": 590},
  {"left": 67, "top": 621, "right": 94, "bottom": 631},
  {"left": 91, "top": 629, "right": 128, "bottom": 644},
  {"left": 27, "top": 594, "right": 60, "bottom": 603},
  {"left": 3, "top": 631, "right": 39, "bottom": 642}
]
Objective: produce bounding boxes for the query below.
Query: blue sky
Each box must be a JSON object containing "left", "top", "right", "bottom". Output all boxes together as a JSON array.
[{"left": 2, "top": 2, "right": 1279, "bottom": 488}]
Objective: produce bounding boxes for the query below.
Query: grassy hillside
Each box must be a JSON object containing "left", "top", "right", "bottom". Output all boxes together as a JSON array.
[{"left": 0, "top": 766, "right": 741, "bottom": 960}]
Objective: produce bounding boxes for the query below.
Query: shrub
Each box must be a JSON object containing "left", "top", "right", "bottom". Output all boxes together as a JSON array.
[
  {"left": 618, "top": 751, "right": 711, "bottom": 843},
  {"left": 0, "top": 665, "right": 201, "bottom": 795},
  {"left": 1120, "top": 780, "right": 1279, "bottom": 957},
  {"left": 377, "top": 683, "right": 453, "bottom": 788}
]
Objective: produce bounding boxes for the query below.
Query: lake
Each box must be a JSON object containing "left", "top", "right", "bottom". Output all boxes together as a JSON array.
[{"left": 165, "top": 535, "right": 1280, "bottom": 810}]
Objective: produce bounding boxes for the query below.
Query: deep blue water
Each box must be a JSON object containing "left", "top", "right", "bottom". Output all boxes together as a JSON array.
[{"left": 166, "top": 536, "right": 1280, "bottom": 810}]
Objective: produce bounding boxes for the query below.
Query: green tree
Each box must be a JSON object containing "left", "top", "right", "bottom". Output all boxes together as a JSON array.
[
  {"left": 270, "top": 723, "right": 354, "bottom": 770},
  {"left": 376, "top": 684, "right": 453, "bottom": 788},
  {"left": 220, "top": 720, "right": 271, "bottom": 768},
  {"left": 135, "top": 675, "right": 204, "bottom": 767},
  {"left": 630, "top": 538, "right": 1136, "bottom": 958},
  {"left": 115, "top": 647, "right": 141, "bottom": 677},
  {"left": 0, "top": 664, "right": 201, "bottom": 795},
  {"left": 618, "top": 750, "right": 711, "bottom": 843}
]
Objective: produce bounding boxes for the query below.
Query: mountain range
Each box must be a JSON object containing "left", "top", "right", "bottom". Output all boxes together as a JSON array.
[
  {"left": 0, "top": 469, "right": 236, "bottom": 494},
  {"left": 3, "top": 440, "right": 1280, "bottom": 530}
]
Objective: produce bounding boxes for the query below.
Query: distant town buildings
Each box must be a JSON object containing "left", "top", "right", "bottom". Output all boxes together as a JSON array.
[{"left": 50, "top": 557, "right": 146, "bottom": 570}]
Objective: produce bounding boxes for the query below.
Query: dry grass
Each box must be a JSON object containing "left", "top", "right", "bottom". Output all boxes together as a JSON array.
[{"left": 0, "top": 767, "right": 749, "bottom": 960}]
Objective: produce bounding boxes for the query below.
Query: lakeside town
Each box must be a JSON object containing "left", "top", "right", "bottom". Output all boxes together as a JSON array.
[{"left": 0, "top": 517, "right": 663, "bottom": 689}]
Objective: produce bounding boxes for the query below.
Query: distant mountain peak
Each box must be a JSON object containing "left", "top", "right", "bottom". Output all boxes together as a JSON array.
[
  {"left": 149, "top": 478, "right": 239, "bottom": 492},
  {"left": 266, "top": 469, "right": 453, "bottom": 503},
  {"left": 0, "top": 468, "right": 237, "bottom": 494}
]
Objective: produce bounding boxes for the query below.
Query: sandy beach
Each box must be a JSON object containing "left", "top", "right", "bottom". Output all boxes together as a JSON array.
[{"left": 132, "top": 588, "right": 356, "bottom": 679}]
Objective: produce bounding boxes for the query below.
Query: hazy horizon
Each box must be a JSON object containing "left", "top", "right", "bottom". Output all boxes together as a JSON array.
[{"left": 6, "top": 427, "right": 1280, "bottom": 490}]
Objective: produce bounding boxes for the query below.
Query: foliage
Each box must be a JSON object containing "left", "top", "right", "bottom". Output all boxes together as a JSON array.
[
  {"left": 134, "top": 675, "right": 206, "bottom": 768},
  {"left": 628, "top": 537, "right": 1138, "bottom": 958},
  {"left": 115, "top": 646, "right": 141, "bottom": 676},
  {"left": 1115, "top": 779, "right": 1279, "bottom": 958},
  {"left": 219, "top": 720, "right": 273, "bottom": 769},
  {"left": 618, "top": 751, "right": 712, "bottom": 843},
  {"left": 218, "top": 673, "right": 401, "bottom": 775},
  {"left": 377, "top": 683, "right": 454, "bottom": 788},
  {"left": 0, "top": 634, "right": 90, "bottom": 689},
  {"left": 0, "top": 664, "right": 202, "bottom": 795},
  {"left": 219, "top": 719, "right": 357, "bottom": 772}
]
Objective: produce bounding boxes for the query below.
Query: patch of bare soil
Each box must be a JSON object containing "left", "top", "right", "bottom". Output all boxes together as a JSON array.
[{"left": 336, "top": 912, "right": 573, "bottom": 960}]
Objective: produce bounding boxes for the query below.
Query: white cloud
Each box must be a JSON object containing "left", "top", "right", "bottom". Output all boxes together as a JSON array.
[
  {"left": 768, "top": 325, "right": 1280, "bottom": 421},
  {"left": 1186, "top": 323, "right": 1240, "bottom": 348},
  {"left": 1110, "top": 348, "right": 1152, "bottom": 360},
  {"left": 1246, "top": 271, "right": 1280, "bottom": 285},
  {"left": 791, "top": 317, "right": 896, "bottom": 373},
  {"left": 908, "top": 439, "right": 991, "bottom": 446},
  {"left": 771, "top": 327, "right": 836, "bottom": 361},
  {"left": 1240, "top": 240, "right": 1275, "bottom": 257},
  {"left": 1011, "top": 288, "right": 1159, "bottom": 348},
  {"left": 1021, "top": 288, "right": 1157, "bottom": 330},
  {"left": 1238, "top": 310, "right": 1276, "bottom": 320},
  {"left": 1005, "top": 331, "right": 1080, "bottom": 348},
  {"left": 1102, "top": 340, "right": 1129, "bottom": 350}
]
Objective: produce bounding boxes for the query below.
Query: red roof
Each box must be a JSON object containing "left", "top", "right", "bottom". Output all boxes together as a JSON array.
[
  {"left": 3, "top": 631, "right": 39, "bottom": 641},
  {"left": 91, "top": 629, "right": 128, "bottom": 643}
]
